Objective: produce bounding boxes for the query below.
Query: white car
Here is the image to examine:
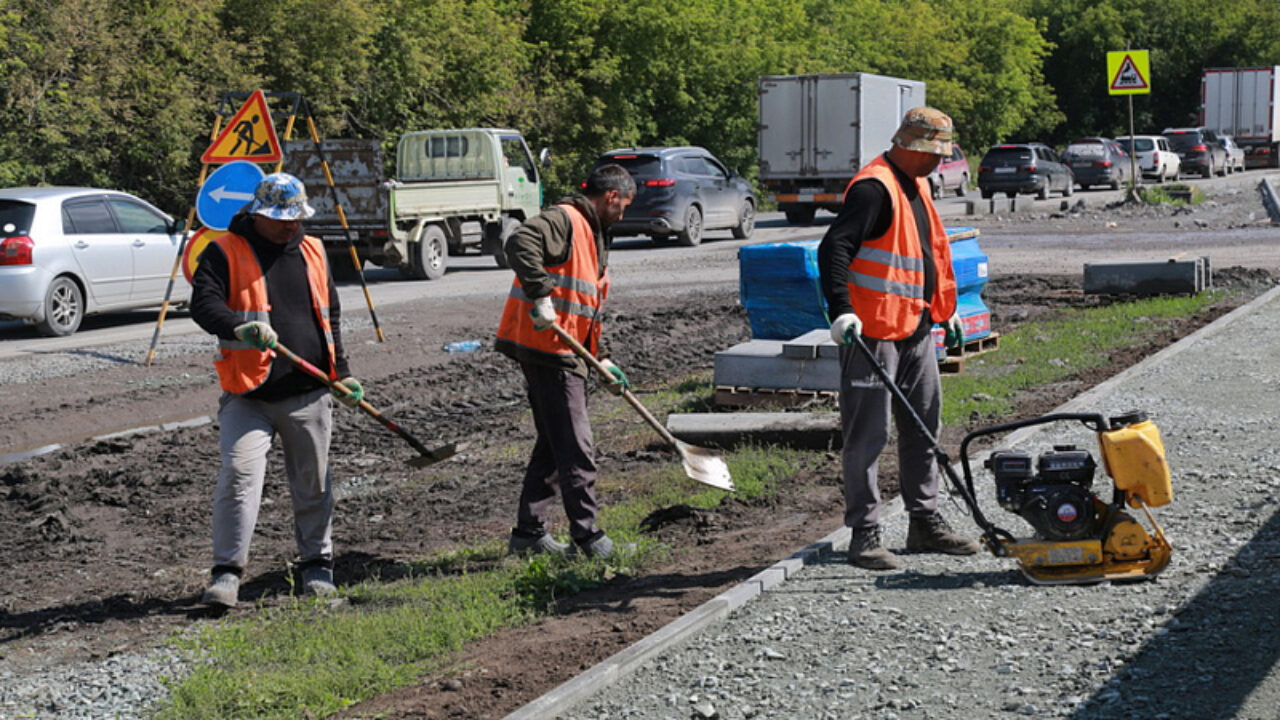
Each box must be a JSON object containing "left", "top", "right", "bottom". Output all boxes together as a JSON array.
[
  {"left": 0, "top": 187, "right": 187, "bottom": 336},
  {"left": 1116, "top": 135, "right": 1181, "bottom": 183},
  {"left": 1220, "top": 135, "right": 1247, "bottom": 173}
]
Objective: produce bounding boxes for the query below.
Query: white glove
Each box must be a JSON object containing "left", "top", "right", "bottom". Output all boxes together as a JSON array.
[
  {"left": 944, "top": 312, "right": 965, "bottom": 349},
  {"left": 829, "top": 313, "right": 863, "bottom": 345},
  {"left": 530, "top": 296, "right": 556, "bottom": 331}
]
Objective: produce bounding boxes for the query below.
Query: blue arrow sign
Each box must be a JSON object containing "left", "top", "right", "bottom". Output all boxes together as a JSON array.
[{"left": 197, "top": 161, "right": 265, "bottom": 231}]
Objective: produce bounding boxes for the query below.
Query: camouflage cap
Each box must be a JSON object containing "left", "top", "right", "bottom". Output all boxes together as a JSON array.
[{"left": 891, "top": 107, "right": 954, "bottom": 156}]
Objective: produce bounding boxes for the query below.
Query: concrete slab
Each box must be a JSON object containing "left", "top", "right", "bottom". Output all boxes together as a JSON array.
[
  {"left": 667, "top": 411, "right": 841, "bottom": 450},
  {"left": 1083, "top": 256, "right": 1211, "bottom": 295},
  {"left": 781, "top": 329, "right": 838, "bottom": 359},
  {"left": 713, "top": 339, "right": 840, "bottom": 391}
]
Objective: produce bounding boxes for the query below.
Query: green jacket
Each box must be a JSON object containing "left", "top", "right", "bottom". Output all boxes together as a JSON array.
[{"left": 496, "top": 195, "right": 609, "bottom": 376}]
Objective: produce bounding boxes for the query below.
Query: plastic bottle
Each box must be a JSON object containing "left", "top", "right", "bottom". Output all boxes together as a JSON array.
[{"left": 443, "top": 339, "right": 483, "bottom": 354}]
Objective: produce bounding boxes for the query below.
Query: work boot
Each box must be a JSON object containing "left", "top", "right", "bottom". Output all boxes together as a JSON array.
[
  {"left": 906, "top": 512, "right": 981, "bottom": 555},
  {"left": 507, "top": 532, "right": 570, "bottom": 558},
  {"left": 847, "top": 526, "right": 901, "bottom": 570},
  {"left": 300, "top": 565, "right": 337, "bottom": 597},
  {"left": 201, "top": 569, "right": 241, "bottom": 609},
  {"left": 574, "top": 532, "right": 618, "bottom": 560}
]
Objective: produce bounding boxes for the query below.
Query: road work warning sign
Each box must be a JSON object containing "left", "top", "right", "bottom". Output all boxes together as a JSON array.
[
  {"left": 201, "top": 89, "right": 283, "bottom": 164},
  {"left": 1107, "top": 50, "right": 1150, "bottom": 95}
]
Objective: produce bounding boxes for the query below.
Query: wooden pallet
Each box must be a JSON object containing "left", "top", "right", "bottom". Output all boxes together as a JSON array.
[
  {"left": 715, "top": 385, "right": 837, "bottom": 408},
  {"left": 938, "top": 332, "right": 1000, "bottom": 374}
]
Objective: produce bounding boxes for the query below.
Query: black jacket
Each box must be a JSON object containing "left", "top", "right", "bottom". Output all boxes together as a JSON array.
[{"left": 191, "top": 212, "right": 350, "bottom": 401}]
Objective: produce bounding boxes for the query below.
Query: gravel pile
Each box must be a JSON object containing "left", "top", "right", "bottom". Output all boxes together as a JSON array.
[
  {"left": 558, "top": 288, "right": 1280, "bottom": 720},
  {"left": 0, "top": 646, "right": 190, "bottom": 720},
  {"left": 0, "top": 336, "right": 215, "bottom": 386}
]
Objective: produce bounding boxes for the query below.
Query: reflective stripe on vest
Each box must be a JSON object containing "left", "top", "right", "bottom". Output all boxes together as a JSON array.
[
  {"left": 212, "top": 233, "right": 337, "bottom": 394},
  {"left": 842, "top": 155, "right": 957, "bottom": 340},
  {"left": 495, "top": 204, "right": 608, "bottom": 357}
]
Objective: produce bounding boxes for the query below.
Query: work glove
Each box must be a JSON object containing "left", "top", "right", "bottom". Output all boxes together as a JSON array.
[
  {"left": 829, "top": 313, "right": 863, "bottom": 345},
  {"left": 331, "top": 377, "right": 364, "bottom": 408},
  {"left": 529, "top": 296, "right": 556, "bottom": 331},
  {"left": 234, "top": 321, "right": 277, "bottom": 351},
  {"left": 944, "top": 313, "right": 965, "bottom": 349},
  {"left": 598, "top": 358, "right": 631, "bottom": 396}
]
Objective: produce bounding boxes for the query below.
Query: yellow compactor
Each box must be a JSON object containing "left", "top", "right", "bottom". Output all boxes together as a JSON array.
[{"left": 958, "top": 411, "right": 1173, "bottom": 585}]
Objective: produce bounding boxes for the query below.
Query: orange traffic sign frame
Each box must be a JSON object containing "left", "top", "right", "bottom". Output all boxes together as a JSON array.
[
  {"left": 182, "top": 227, "right": 225, "bottom": 283},
  {"left": 201, "top": 89, "right": 283, "bottom": 164}
]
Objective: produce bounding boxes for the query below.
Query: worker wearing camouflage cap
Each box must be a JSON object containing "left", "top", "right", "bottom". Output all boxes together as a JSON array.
[
  {"left": 818, "top": 107, "right": 980, "bottom": 570},
  {"left": 191, "top": 172, "right": 363, "bottom": 608}
]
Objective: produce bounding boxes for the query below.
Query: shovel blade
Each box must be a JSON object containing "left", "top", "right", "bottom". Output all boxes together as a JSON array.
[
  {"left": 405, "top": 442, "right": 463, "bottom": 469},
  {"left": 675, "top": 439, "right": 734, "bottom": 492}
]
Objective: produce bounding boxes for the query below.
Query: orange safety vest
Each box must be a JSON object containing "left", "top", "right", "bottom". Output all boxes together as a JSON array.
[
  {"left": 212, "top": 233, "right": 337, "bottom": 394},
  {"left": 842, "top": 155, "right": 956, "bottom": 340},
  {"left": 495, "top": 204, "right": 609, "bottom": 358}
]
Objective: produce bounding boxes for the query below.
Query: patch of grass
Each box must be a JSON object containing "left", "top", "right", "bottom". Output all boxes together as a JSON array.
[
  {"left": 1141, "top": 183, "right": 1204, "bottom": 205},
  {"left": 943, "top": 291, "right": 1222, "bottom": 424}
]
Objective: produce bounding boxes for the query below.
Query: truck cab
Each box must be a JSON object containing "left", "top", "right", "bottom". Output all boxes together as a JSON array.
[{"left": 390, "top": 129, "right": 543, "bottom": 277}]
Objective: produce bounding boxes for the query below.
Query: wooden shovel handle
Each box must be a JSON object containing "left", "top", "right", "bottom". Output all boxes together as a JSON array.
[{"left": 547, "top": 323, "right": 682, "bottom": 447}]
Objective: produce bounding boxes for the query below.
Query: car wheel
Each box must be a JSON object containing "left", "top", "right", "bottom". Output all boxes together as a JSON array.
[
  {"left": 1110, "top": 178, "right": 1121, "bottom": 191},
  {"left": 955, "top": 174, "right": 968, "bottom": 197},
  {"left": 36, "top": 275, "right": 84, "bottom": 337},
  {"left": 1203, "top": 161, "right": 1213, "bottom": 179},
  {"left": 410, "top": 223, "right": 448, "bottom": 280},
  {"left": 1080, "top": 183, "right": 1091, "bottom": 191},
  {"left": 487, "top": 216, "right": 520, "bottom": 269},
  {"left": 1063, "top": 180, "right": 1074, "bottom": 197},
  {"left": 731, "top": 198, "right": 755, "bottom": 239},
  {"left": 328, "top": 249, "right": 364, "bottom": 282},
  {"left": 783, "top": 206, "right": 815, "bottom": 226},
  {"left": 676, "top": 204, "right": 703, "bottom": 247},
  {"left": 1036, "top": 183, "right": 1048, "bottom": 200},
  {"left": 980, "top": 189, "right": 993, "bottom": 200},
  {"left": 930, "top": 179, "right": 941, "bottom": 200}
]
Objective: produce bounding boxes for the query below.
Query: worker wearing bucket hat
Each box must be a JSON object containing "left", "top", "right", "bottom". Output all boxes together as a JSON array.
[
  {"left": 817, "top": 107, "right": 980, "bottom": 571},
  {"left": 190, "top": 172, "right": 363, "bottom": 608}
]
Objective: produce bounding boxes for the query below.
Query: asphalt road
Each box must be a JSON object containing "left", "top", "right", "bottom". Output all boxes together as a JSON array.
[{"left": 0, "top": 166, "right": 1270, "bottom": 363}]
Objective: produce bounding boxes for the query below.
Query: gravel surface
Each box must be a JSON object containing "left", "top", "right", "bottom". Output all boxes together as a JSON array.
[
  {"left": 557, "top": 288, "right": 1280, "bottom": 720},
  {"left": 0, "top": 646, "right": 189, "bottom": 719}
]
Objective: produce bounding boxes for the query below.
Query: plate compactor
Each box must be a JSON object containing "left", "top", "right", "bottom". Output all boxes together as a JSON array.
[{"left": 852, "top": 336, "right": 1173, "bottom": 585}]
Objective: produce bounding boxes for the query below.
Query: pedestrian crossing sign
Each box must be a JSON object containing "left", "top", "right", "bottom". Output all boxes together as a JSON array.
[
  {"left": 201, "top": 89, "right": 283, "bottom": 164},
  {"left": 1107, "top": 50, "right": 1151, "bottom": 95}
]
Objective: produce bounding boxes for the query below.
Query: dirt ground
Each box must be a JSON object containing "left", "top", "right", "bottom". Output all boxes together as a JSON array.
[{"left": 1, "top": 189, "right": 1277, "bottom": 719}]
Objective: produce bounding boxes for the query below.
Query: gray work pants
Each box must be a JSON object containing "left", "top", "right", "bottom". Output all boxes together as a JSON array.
[
  {"left": 212, "top": 387, "right": 334, "bottom": 571},
  {"left": 838, "top": 328, "right": 942, "bottom": 529},
  {"left": 515, "top": 362, "right": 601, "bottom": 543}
]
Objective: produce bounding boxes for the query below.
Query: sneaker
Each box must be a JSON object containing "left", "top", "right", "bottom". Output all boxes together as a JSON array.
[
  {"left": 906, "top": 512, "right": 981, "bottom": 555},
  {"left": 507, "top": 532, "right": 570, "bottom": 557},
  {"left": 300, "top": 565, "right": 337, "bottom": 596},
  {"left": 847, "top": 526, "right": 901, "bottom": 570},
  {"left": 201, "top": 570, "right": 240, "bottom": 608}
]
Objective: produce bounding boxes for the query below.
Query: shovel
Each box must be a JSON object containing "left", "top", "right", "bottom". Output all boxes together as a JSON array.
[
  {"left": 271, "top": 341, "right": 460, "bottom": 468},
  {"left": 548, "top": 323, "right": 734, "bottom": 492}
]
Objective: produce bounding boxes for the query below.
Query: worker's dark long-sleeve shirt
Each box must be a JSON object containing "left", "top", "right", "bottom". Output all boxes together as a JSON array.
[
  {"left": 817, "top": 154, "right": 937, "bottom": 337},
  {"left": 191, "top": 212, "right": 350, "bottom": 401}
]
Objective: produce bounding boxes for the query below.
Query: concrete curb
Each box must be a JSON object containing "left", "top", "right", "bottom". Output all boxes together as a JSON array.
[
  {"left": 499, "top": 525, "right": 855, "bottom": 720},
  {"left": 502, "top": 282, "right": 1280, "bottom": 720}
]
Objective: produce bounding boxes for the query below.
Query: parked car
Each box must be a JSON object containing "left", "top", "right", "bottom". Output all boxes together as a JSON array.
[
  {"left": 1162, "top": 127, "right": 1229, "bottom": 178},
  {"left": 593, "top": 146, "right": 756, "bottom": 246},
  {"left": 977, "top": 143, "right": 1074, "bottom": 200},
  {"left": 1116, "top": 135, "right": 1181, "bottom": 182},
  {"left": 1061, "top": 137, "right": 1130, "bottom": 190},
  {"left": 1220, "top": 134, "right": 1247, "bottom": 173},
  {"left": 0, "top": 187, "right": 185, "bottom": 337},
  {"left": 927, "top": 145, "right": 969, "bottom": 199}
]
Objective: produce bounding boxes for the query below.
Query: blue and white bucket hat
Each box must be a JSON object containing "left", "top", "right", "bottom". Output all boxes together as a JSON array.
[{"left": 246, "top": 172, "right": 315, "bottom": 220}]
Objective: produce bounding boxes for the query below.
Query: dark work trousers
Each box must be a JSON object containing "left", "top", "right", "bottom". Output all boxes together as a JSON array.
[
  {"left": 838, "top": 325, "right": 942, "bottom": 530},
  {"left": 514, "top": 361, "right": 601, "bottom": 542}
]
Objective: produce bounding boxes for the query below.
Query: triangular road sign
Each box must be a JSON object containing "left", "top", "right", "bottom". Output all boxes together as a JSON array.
[
  {"left": 1110, "top": 55, "right": 1148, "bottom": 91},
  {"left": 201, "top": 90, "right": 283, "bottom": 164}
]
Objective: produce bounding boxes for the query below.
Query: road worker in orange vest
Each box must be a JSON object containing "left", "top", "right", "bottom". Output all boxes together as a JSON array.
[
  {"left": 495, "top": 164, "right": 636, "bottom": 560},
  {"left": 191, "top": 173, "right": 362, "bottom": 608},
  {"left": 818, "top": 107, "right": 981, "bottom": 570}
]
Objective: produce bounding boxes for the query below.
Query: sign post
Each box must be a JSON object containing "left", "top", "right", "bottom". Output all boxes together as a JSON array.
[{"left": 1108, "top": 49, "right": 1151, "bottom": 197}]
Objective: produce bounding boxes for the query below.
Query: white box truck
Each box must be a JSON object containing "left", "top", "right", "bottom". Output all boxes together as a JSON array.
[
  {"left": 1201, "top": 66, "right": 1280, "bottom": 168},
  {"left": 758, "top": 73, "right": 926, "bottom": 225}
]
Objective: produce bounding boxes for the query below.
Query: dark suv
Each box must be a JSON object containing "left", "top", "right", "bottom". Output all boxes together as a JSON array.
[
  {"left": 1062, "top": 137, "right": 1131, "bottom": 190},
  {"left": 1162, "top": 127, "right": 1228, "bottom": 178},
  {"left": 977, "top": 143, "right": 1074, "bottom": 200},
  {"left": 593, "top": 146, "right": 756, "bottom": 246}
]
